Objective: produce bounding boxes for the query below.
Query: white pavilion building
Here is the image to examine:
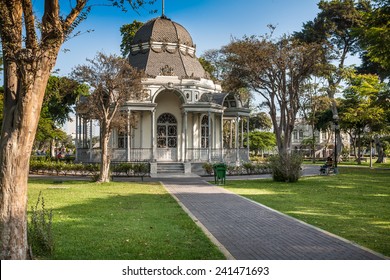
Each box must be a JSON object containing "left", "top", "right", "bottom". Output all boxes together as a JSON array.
[{"left": 75, "top": 16, "right": 250, "bottom": 175}]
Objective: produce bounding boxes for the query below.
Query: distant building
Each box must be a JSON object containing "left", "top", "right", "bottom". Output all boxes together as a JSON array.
[{"left": 291, "top": 118, "right": 350, "bottom": 158}]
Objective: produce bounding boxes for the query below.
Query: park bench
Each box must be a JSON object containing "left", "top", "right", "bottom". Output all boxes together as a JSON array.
[{"left": 319, "top": 164, "right": 336, "bottom": 175}]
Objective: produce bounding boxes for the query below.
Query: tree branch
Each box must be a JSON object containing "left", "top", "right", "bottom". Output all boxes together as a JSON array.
[
  {"left": 42, "top": 0, "right": 61, "bottom": 33},
  {"left": 62, "top": 0, "right": 88, "bottom": 34},
  {"left": 21, "top": 0, "right": 38, "bottom": 49},
  {"left": 0, "top": 0, "right": 23, "bottom": 56}
]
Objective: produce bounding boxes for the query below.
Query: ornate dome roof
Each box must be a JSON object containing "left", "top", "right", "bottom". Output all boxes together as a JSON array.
[
  {"left": 129, "top": 16, "right": 207, "bottom": 79},
  {"left": 132, "top": 16, "right": 194, "bottom": 47}
]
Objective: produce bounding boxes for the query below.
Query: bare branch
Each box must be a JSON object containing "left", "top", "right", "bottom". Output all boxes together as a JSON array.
[{"left": 62, "top": 0, "right": 88, "bottom": 35}]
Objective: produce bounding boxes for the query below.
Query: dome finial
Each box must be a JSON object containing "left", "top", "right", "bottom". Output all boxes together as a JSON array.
[{"left": 162, "top": 0, "right": 165, "bottom": 17}]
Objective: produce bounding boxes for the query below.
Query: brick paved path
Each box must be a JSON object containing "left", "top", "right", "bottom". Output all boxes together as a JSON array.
[{"left": 162, "top": 178, "right": 385, "bottom": 260}]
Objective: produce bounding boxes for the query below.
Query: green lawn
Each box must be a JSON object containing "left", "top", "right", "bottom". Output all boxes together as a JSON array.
[
  {"left": 303, "top": 159, "right": 390, "bottom": 169},
  {"left": 28, "top": 179, "right": 225, "bottom": 260},
  {"left": 338, "top": 161, "right": 390, "bottom": 169},
  {"left": 224, "top": 167, "right": 390, "bottom": 257}
]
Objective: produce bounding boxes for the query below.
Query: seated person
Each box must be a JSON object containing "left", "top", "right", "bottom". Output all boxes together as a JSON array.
[
  {"left": 325, "top": 156, "right": 333, "bottom": 167},
  {"left": 320, "top": 156, "right": 333, "bottom": 173}
]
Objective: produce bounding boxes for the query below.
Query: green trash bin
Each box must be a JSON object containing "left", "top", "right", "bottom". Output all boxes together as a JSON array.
[{"left": 213, "top": 163, "right": 227, "bottom": 185}]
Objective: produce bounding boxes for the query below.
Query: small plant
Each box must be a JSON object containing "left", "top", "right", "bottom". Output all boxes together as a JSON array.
[
  {"left": 243, "top": 162, "right": 255, "bottom": 174},
  {"left": 227, "top": 165, "right": 237, "bottom": 175},
  {"left": 28, "top": 191, "right": 54, "bottom": 258},
  {"left": 202, "top": 163, "right": 214, "bottom": 175},
  {"left": 133, "top": 163, "right": 149, "bottom": 175}
]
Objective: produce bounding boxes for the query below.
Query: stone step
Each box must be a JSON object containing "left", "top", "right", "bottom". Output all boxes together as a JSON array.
[{"left": 157, "top": 163, "right": 184, "bottom": 173}]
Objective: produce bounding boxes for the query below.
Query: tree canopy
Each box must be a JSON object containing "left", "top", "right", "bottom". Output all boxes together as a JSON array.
[
  {"left": 73, "top": 52, "right": 144, "bottom": 182},
  {"left": 223, "top": 35, "right": 321, "bottom": 154},
  {"left": 34, "top": 76, "right": 88, "bottom": 151},
  {"left": 119, "top": 20, "right": 144, "bottom": 57},
  {"left": 357, "top": 0, "right": 390, "bottom": 71}
]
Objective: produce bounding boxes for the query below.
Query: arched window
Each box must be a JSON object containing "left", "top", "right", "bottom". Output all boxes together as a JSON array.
[
  {"left": 223, "top": 94, "right": 237, "bottom": 108},
  {"left": 201, "top": 115, "right": 209, "bottom": 148},
  {"left": 157, "top": 113, "right": 177, "bottom": 148}
]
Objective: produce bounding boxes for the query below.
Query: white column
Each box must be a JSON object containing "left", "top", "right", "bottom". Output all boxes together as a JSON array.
[
  {"left": 184, "top": 111, "right": 188, "bottom": 162},
  {"left": 75, "top": 114, "right": 79, "bottom": 161},
  {"left": 151, "top": 109, "right": 156, "bottom": 161},
  {"left": 89, "top": 120, "right": 93, "bottom": 162},
  {"left": 220, "top": 114, "right": 224, "bottom": 161},
  {"left": 213, "top": 113, "right": 216, "bottom": 151},
  {"left": 241, "top": 116, "right": 244, "bottom": 148},
  {"left": 235, "top": 115, "right": 239, "bottom": 164},
  {"left": 127, "top": 109, "right": 131, "bottom": 162},
  {"left": 229, "top": 120, "right": 233, "bottom": 148},
  {"left": 191, "top": 112, "right": 195, "bottom": 160},
  {"left": 82, "top": 118, "right": 86, "bottom": 148},
  {"left": 247, "top": 116, "right": 250, "bottom": 161},
  {"left": 208, "top": 111, "right": 211, "bottom": 162},
  {"left": 75, "top": 113, "right": 78, "bottom": 148},
  {"left": 140, "top": 111, "right": 143, "bottom": 148}
]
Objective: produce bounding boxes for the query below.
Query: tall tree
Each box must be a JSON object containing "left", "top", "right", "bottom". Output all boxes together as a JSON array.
[
  {"left": 223, "top": 35, "right": 321, "bottom": 155},
  {"left": 300, "top": 78, "right": 331, "bottom": 162},
  {"left": 294, "top": 0, "right": 363, "bottom": 158},
  {"left": 246, "top": 131, "right": 276, "bottom": 157},
  {"left": 339, "top": 72, "right": 387, "bottom": 163},
  {"left": 73, "top": 52, "right": 144, "bottom": 183},
  {"left": 0, "top": 0, "right": 154, "bottom": 260},
  {"left": 248, "top": 112, "right": 272, "bottom": 131},
  {"left": 356, "top": 0, "right": 390, "bottom": 71},
  {"left": 200, "top": 49, "right": 225, "bottom": 81},
  {"left": 119, "top": 20, "right": 143, "bottom": 58},
  {"left": 198, "top": 57, "right": 216, "bottom": 81},
  {"left": 35, "top": 76, "right": 88, "bottom": 155},
  {"left": 44, "top": 76, "right": 88, "bottom": 126}
]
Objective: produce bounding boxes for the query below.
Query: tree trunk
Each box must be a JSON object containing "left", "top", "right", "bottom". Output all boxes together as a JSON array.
[
  {"left": 376, "top": 140, "right": 385, "bottom": 163},
  {"left": 311, "top": 122, "right": 316, "bottom": 163},
  {"left": 0, "top": 55, "right": 55, "bottom": 259},
  {"left": 357, "top": 133, "right": 362, "bottom": 165},
  {"left": 98, "top": 125, "right": 112, "bottom": 183}
]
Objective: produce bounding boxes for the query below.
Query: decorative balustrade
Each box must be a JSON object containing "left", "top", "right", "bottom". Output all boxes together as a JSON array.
[
  {"left": 76, "top": 148, "right": 152, "bottom": 163},
  {"left": 76, "top": 147, "right": 248, "bottom": 163}
]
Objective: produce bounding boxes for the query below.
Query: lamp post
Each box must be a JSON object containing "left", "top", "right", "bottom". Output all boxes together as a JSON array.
[{"left": 333, "top": 114, "right": 339, "bottom": 174}]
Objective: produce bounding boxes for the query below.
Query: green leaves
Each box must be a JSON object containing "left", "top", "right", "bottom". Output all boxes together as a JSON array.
[
  {"left": 357, "top": 0, "right": 390, "bottom": 70},
  {"left": 119, "top": 20, "right": 144, "bottom": 57}
]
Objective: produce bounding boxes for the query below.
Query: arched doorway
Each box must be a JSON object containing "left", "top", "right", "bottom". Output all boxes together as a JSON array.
[{"left": 157, "top": 113, "right": 178, "bottom": 161}]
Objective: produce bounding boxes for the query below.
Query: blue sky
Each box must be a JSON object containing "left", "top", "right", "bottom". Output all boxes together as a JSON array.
[
  {"left": 1, "top": 1, "right": 321, "bottom": 82},
  {"left": 52, "top": 0, "right": 322, "bottom": 133},
  {"left": 1, "top": 1, "right": 324, "bottom": 133},
  {"left": 53, "top": 0, "right": 321, "bottom": 76}
]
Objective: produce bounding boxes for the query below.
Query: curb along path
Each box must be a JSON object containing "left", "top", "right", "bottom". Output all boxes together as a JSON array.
[{"left": 162, "top": 178, "right": 384, "bottom": 260}]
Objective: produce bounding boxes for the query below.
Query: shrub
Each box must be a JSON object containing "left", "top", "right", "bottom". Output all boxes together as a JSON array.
[
  {"left": 28, "top": 192, "right": 54, "bottom": 258},
  {"left": 202, "top": 163, "right": 214, "bottom": 175},
  {"left": 243, "top": 162, "right": 255, "bottom": 174},
  {"left": 268, "top": 153, "right": 303, "bottom": 182},
  {"left": 133, "top": 163, "right": 150, "bottom": 175},
  {"left": 227, "top": 165, "right": 237, "bottom": 175},
  {"left": 111, "top": 163, "right": 132, "bottom": 175},
  {"left": 84, "top": 163, "right": 100, "bottom": 175}
]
